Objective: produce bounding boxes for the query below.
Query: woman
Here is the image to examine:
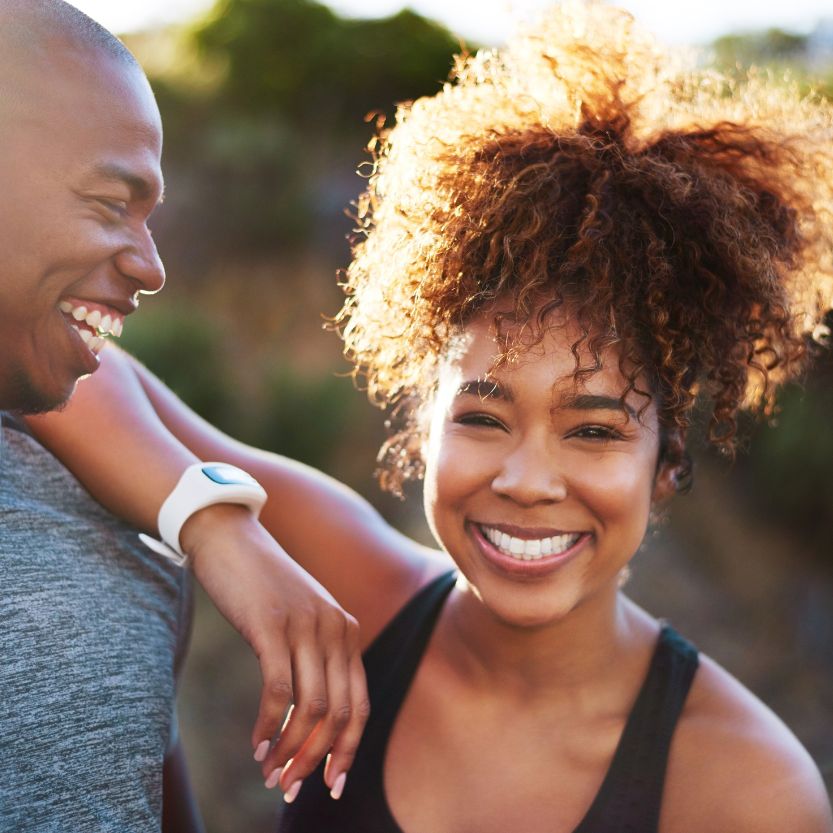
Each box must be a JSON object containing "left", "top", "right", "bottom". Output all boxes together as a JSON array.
[{"left": 28, "top": 4, "right": 833, "bottom": 831}]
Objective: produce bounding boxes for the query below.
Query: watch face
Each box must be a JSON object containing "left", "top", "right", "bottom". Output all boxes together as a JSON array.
[{"left": 201, "top": 464, "right": 258, "bottom": 487}]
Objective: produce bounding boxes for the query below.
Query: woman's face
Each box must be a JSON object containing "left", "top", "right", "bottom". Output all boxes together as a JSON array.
[{"left": 423, "top": 306, "right": 674, "bottom": 628}]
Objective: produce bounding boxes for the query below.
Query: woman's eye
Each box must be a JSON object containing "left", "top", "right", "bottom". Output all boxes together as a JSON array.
[
  {"left": 571, "top": 425, "right": 621, "bottom": 441},
  {"left": 455, "top": 413, "right": 505, "bottom": 429}
]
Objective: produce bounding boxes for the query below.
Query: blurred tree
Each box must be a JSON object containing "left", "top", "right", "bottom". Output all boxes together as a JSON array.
[
  {"left": 713, "top": 27, "right": 808, "bottom": 67},
  {"left": 135, "top": 0, "right": 461, "bottom": 266},
  {"left": 191, "top": 0, "right": 461, "bottom": 127},
  {"left": 710, "top": 26, "right": 832, "bottom": 99}
]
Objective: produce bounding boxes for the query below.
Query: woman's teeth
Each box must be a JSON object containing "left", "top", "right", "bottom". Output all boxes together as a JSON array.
[
  {"left": 481, "top": 526, "right": 581, "bottom": 560},
  {"left": 59, "top": 301, "right": 124, "bottom": 355}
]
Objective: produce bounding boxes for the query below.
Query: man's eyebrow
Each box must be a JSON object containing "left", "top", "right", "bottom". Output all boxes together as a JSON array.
[
  {"left": 92, "top": 163, "right": 165, "bottom": 203},
  {"left": 456, "top": 379, "right": 513, "bottom": 401},
  {"left": 557, "top": 392, "right": 636, "bottom": 418}
]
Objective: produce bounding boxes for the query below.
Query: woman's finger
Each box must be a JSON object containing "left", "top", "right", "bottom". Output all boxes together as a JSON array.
[
  {"left": 323, "top": 648, "right": 371, "bottom": 799},
  {"left": 261, "top": 637, "right": 329, "bottom": 782},
  {"left": 250, "top": 636, "right": 294, "bottom": 761},
  {"left": 278, "top": 633, "right": 356, "bottom": 792}
]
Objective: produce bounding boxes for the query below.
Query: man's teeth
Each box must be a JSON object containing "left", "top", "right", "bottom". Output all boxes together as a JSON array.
[
  {"left": 481, "top": 526, "right": 581, "bottom": 560},
  {"left": 68, "top": 324, "right": 107, "bottom": 354},
  {"left": 59, "top": 301, "right": 123, "bottom": 337}
]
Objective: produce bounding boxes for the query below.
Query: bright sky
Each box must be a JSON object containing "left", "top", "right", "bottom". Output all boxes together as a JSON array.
[{"left": 70, "top": 0, "right": 832, "bottom": 46}]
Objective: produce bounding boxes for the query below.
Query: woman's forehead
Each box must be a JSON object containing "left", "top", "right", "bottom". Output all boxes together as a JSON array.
[{"left": 444, "top": 313, "right": 628, "bottom": 389}]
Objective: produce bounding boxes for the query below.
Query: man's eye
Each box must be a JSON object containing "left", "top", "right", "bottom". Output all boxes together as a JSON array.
[{"left": 99, "top": 198, "right": 129, "bottom": 215}]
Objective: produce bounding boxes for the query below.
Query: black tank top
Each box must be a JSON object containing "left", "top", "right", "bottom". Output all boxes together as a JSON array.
[{"left": 279, "top": 571, "right": 699, "bottom": 833}]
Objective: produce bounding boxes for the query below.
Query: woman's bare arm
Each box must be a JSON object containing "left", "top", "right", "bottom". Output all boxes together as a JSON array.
[
  {"left": 28, "top": 345, "right": 439, "bottom": 622},
  {"left": 25, "top": 344, "right": 443, "bottom": 796}
]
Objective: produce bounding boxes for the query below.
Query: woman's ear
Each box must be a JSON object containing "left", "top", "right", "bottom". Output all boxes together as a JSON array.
[
  {"left": 652, "top": 458, "right": 678, "bottom": 504},
  {"left": 653, "top": 426, "right": 691, "bottom": 503}
]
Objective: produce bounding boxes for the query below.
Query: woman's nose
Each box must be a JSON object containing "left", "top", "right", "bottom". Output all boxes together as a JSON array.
[{"left": 491, "top": 437, "right": 568, "bottom": 505}]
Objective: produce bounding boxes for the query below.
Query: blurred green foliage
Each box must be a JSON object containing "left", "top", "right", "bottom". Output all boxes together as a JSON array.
[
  {"left": 712, "top": 27, "right": 808, "bottom": 66},
  {"left": 119, "top": 304, "right": 237, "bottom": 429},
  {"left": 742, "top": 345, "right": 833, "bottom": 556},
  {"left": 192, "top": 0, "right": 461, "bottom": 125},
  {"left": 710, "top": 26, "right": 833, "bottom": 99},
  {"left": 139, "top": 0, "right": 461, "bottom": 268},
  {"left": 252, "top": 363, "right": 364, "bottom": 470}
]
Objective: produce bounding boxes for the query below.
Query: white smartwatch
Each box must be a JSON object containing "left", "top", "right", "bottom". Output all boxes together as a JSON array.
[{"left": 138, "top": 462, "right": 268, "bottom": 567}]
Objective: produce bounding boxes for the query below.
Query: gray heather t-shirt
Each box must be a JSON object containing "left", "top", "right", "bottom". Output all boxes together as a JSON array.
[{"left": 0, "top": 414, "right": 191, "bottom": 832}]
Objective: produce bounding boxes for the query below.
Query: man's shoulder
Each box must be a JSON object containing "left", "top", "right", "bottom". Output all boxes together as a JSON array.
[
  {"left": 0, "top": 410, "right": 30, "bottom": 433},
  {"left": 661, "top": 653, "right": 832, "bottom": 833},
  {"left": 2, "top": 415, "right": 124, "bottom": 525}
]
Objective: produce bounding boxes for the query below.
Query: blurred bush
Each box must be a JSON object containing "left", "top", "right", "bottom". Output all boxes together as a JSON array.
[
  {"left": 710, "top": 24, "right": 833, "bottom": 98},
  {"left": 119, "top": 304, "right": 237, "bottom": 429},
  {"left": 740, "top": 344, "right": 833, "bottom": 558}
]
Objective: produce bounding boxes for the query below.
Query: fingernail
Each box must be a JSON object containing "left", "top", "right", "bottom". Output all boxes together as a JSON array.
[
  {"left": 283, "top": 780, "right": 302, "bottom": 804},
  {"left": 264, "top": 768, "right": 282, "bottom": 790},
  {"left": 254, "top": 740, "right": 270, "bottom": 763},
  {"left": 330, "top": 772, "right": 347, "bottom": 800}
]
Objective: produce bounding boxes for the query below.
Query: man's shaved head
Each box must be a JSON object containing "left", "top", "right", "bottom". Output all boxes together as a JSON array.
[
  {"left": 0, "top": 0, "right": 146, "bottom": 137},
  {"left": 0, "top": 0, "right": 137, "bottom": 67}
]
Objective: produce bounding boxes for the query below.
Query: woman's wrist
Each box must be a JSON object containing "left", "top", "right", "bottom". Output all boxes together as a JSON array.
[{"left": 179, "top": 502, "right": 260, "bottom": 565}]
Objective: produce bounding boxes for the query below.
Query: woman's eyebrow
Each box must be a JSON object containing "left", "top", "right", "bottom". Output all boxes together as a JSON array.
[
  {"left": 456, "top": 379, "right": 513, "bottom": 401},
  {"left": 557, "top": 392, "right": 637, "bottom": 418}
]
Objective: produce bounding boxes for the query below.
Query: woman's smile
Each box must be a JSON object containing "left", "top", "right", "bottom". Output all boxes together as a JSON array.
[{"left": 470, "top": 521, "right": 591, "bottom": 578}]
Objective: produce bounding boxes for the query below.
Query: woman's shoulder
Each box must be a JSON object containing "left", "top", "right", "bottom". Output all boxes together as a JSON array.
[
  {"left": 661, "top": 649, "right": 832, "bottom": 833},
  {"left": 355, "top": 548, "right": 455, "bottom": 652}
]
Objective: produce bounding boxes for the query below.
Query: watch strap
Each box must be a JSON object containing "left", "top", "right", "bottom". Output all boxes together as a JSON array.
[{"left": 139, "top": 462, "right": 268, "bottom": 566}]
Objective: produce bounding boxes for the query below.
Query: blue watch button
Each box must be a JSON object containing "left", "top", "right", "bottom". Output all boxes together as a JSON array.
[{"left": 201, "top": 464, "right": 258, "bottom": 486}]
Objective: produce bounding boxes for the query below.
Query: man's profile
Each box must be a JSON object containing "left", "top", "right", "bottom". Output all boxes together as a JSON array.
[
  {"left": 0, "top": 0, "right": 164, "bottom": 414},
  {"left": 0, "top": 4, "right": 186, "bottom": 827}
]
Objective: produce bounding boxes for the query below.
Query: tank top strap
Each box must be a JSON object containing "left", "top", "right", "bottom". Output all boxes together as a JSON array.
[
  {"left": 362, "top": 569, "right": 457, "bottom": 731},
  {"left": 278, "top": 570, "right": 458, "bottom": 833},
  {"left": 576, "top": 623, "right": 700, "bottom": 833}
]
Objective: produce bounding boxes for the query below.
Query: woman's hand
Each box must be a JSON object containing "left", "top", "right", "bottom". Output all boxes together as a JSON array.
[{"left": 181, "top": 503, "right": 370, "bottom": 799}]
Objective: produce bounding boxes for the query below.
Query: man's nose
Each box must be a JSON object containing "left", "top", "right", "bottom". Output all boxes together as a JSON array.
[
  {"left": 491, "top": 436, "right": 568, "bottom": 506},
  {"left": 115, "top": 226, "right": 165, "bottom": 295}
]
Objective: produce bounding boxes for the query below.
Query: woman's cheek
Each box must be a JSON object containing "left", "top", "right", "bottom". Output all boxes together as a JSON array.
[
  {"left": 422, "top": 431, "right": 465, "bottom": 540},
  {"left": 572, "top": 451, "right": 655, "bottom": 522}
]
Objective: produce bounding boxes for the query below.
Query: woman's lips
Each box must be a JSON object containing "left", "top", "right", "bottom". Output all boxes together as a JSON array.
[{"left": 470, "top": 522, "right": 590, "bottom": 578}]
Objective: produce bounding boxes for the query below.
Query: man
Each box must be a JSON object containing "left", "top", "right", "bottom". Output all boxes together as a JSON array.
[{"left": 0, "top": 2, "right": 367, "bottom": 830}]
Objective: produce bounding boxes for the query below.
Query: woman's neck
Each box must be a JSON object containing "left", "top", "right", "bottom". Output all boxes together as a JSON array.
[{"left": 437, "top": 578, "right": 656, "bottom": 710}]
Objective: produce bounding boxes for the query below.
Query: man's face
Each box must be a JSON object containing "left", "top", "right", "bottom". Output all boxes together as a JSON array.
[{"left": 0, "top": 48, "right": 165, "bottom": 413}]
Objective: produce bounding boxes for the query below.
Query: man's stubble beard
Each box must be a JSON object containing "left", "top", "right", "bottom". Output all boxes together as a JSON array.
[{"left": 2, "top": 365, "right": 72, "bottom": 415}]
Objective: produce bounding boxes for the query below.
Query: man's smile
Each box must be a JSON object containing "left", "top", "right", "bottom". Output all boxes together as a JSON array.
[{"left": 58, "top": 299, "right": 125, "bottom": 355}]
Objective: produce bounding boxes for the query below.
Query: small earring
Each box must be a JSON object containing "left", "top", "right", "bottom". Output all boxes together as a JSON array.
[{"left": 617, "top": 565, "right": 632, "bottom": 587}]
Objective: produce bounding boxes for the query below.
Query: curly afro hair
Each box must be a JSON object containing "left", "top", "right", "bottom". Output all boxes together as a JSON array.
[{"left": 335, "top": 1, "right": 833, "bottom": 495}]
